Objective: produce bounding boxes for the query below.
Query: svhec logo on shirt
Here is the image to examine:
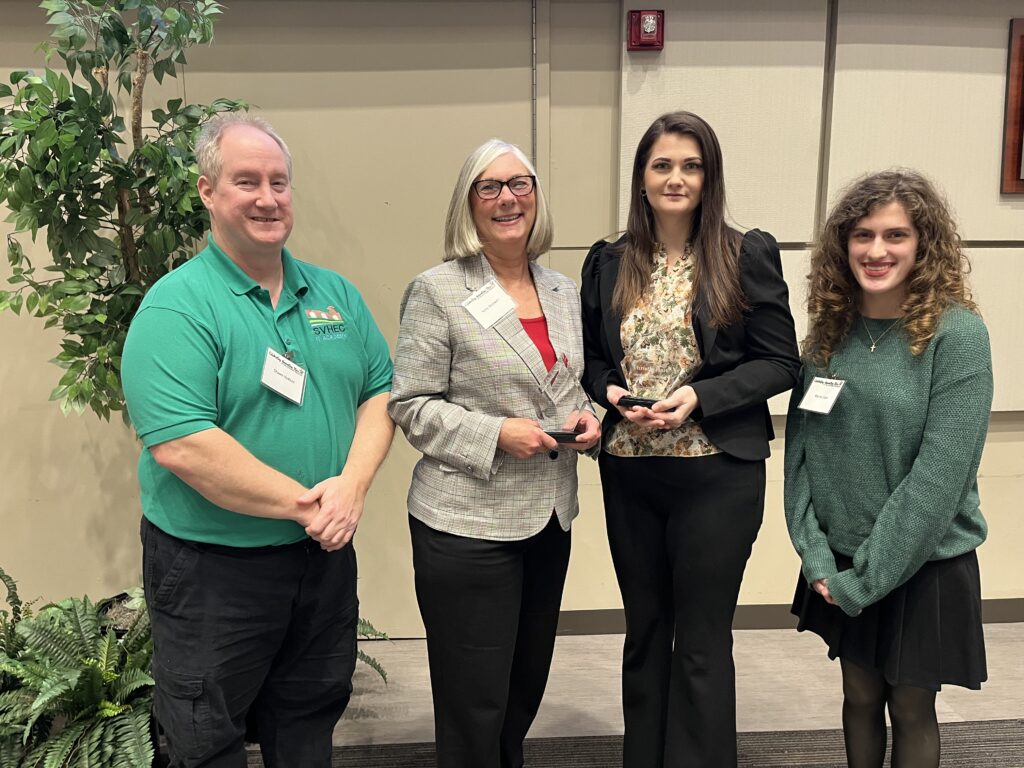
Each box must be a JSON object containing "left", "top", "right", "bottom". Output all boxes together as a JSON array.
[{"left": 305, "top": 306, "right": 347, "bottom": 339}]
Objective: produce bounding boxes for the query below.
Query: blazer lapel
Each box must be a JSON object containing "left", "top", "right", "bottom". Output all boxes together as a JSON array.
[
  {"left": 600, "top": 254, "right": 627, "bottom": 380},
  {"left": 534, "top": 264, "right": 570, "bottom": 367},
  {"left": 692, "top": 304, "right": 717, "bottom": 362},
  {"left": 463, "top": 254, "right": 550, "bottom": 390}
]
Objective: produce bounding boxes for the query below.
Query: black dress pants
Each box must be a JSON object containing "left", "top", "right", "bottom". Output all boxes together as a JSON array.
[
  {"left": 599, "top": 452, "right": 765, "bottom": 768},
  {"left": 142, "top": 517, "right": 358, "bottom": 768},
  {"left": 409, "top": 514, "right": 571, "bottom": 768}
]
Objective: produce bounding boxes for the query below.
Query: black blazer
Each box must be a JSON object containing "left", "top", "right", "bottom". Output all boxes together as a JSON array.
[{"left": 580, "top": 229, "right": 800, "bottom": 461}]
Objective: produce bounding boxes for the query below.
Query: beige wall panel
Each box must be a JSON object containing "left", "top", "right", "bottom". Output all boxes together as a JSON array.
[
  {"left": 741, "top": 437, "right": 802, "bottom": 605},
  {"left": 0, "top": 312, "right": 143, "bottom": 602},
  {"left": 768, "top": 250, "right": 811, "bottom": 416},
  {"left": 830, "top": 0, "right": 1024, "bottom": 239},
  {"left": 976, "top": 414, "right": 1024, "bottom": 600},
  {"left": 618, "top": 1, "right": 827, "bottom": 243},
  {"left": 549, "top": 0, "right": 622, "bottom": 247},
  {"left": 547, "top": 248, "right": 622, "bottom": 611},
  {"left": 968, "top": 248, "right": 1024, "bottom": 411}
]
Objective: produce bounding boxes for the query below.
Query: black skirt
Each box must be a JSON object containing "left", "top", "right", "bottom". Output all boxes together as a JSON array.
[{"left": 790, "top": 549, "right": 987, "bottom": 691}]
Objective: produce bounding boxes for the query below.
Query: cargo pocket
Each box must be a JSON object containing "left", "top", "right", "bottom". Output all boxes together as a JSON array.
[
  {"left": 151, "top": 542, "right": 199, "bottom": 611},
  {"left": 153, "top": 666, "right": 212, "bottom": 761}
]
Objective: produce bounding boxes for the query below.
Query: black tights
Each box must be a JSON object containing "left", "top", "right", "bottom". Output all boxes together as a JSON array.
[{"left": 840, "top": 659, "right": 940, "bottom": 768}]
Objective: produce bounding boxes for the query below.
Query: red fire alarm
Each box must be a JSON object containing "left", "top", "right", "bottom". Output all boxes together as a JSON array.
[{"left": 627, "top": 10, "right": 664, "bottom": 51}]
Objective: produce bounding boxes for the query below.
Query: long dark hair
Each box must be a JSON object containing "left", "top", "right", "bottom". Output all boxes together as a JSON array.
[{"left": 612, "top": 111, "right": 744, "bottom": 326}]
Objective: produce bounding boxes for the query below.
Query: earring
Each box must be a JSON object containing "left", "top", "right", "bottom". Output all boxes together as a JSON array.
[{"left": 640, "top": 189, "right": 647, "bottom": 197}]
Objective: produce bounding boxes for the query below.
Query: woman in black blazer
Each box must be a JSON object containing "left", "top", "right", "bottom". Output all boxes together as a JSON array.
[{"left": 581, "top": 111, "right": 800, "bottom": 768}]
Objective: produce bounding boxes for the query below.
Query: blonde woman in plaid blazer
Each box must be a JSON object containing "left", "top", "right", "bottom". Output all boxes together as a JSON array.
[{"left": 388, "top": 139, "right": 600, "bottom": 768}]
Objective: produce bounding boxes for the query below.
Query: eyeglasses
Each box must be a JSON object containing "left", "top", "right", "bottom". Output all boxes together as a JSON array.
[{"left": 472, "top": 175, "right": 536, "bottom": 200}]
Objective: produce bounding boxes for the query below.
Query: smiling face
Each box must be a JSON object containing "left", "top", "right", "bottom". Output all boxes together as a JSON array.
[
  {"left": 470, "top": 152, "right": 536, "bottom": 256},
  {"left": 847, "top": 200, "right": 919, "bottom": 317},
  {"left": 198, "top": 124, "right": 293, "bottom": 264},
  {"left": 642, "top": 132, "right": 704, "bottom": 236}
]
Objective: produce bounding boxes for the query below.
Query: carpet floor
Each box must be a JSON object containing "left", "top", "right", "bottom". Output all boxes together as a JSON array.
[{"left": 243, "top": 719, "right": 1023, "bottom": 767}]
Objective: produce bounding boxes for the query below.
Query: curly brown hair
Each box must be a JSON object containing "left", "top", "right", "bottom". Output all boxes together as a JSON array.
[{"left": 803, "top": 169, "right": 977, "bottom": 368}]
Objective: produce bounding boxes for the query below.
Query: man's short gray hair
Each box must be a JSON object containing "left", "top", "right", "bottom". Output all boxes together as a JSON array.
[
  {"left": 443, "top": 139, "right": 553, "bottom": 262},
  {"left": 195, "top": 112, "right": 293, "bottom": 184}
]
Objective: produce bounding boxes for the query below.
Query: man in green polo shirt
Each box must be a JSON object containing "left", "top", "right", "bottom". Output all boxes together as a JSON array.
[{"left": 122, "top": 113, "right": 394, "bottom": 768}]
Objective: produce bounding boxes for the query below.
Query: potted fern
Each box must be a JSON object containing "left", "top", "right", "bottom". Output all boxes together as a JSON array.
[{"left": 0, "top": 568, "right": 155, "bottom": 767}]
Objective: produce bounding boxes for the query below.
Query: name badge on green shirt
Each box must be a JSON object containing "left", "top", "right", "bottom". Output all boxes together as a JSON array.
[
  {"left": 261, "top": 347, "right": 307, "bottom": 405},
  {"left": 798, "top": 376, "right": 845, "bottom": 415}
]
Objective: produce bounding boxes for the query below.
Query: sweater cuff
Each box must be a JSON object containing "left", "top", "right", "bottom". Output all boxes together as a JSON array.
[
  {"left": 800, "top": 546, "right": 838, "bottom": 585},
  {"left": 827, "top": 569, "right": 869, "bottom": 617}
]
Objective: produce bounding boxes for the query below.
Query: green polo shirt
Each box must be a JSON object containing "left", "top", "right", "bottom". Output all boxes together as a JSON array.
[{"left": 122, "top": 237, "right": 393, "bottom": 546}]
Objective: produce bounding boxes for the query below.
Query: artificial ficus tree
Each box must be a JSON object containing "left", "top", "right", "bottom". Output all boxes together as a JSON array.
[{"left": 0, "top": 0, "right": 245, "bottom": 420}]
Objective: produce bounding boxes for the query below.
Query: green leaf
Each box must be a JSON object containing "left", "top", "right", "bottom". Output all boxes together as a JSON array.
[
  {"left": 0, "top": 84, "right": 12, "bottom": 98},
  {"left": 62, "top": 294, "right": 92, "bottom": 312},
  {"left": 8, "top": 294, "right": 23, "bottom": 315},
  {"left": 54, "top": 73, "right": 71, "bottom": 102}
]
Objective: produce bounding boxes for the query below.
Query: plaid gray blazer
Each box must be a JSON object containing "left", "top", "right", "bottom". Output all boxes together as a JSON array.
[{"left": 388, "top": 254, "right": 587, "bottom": 541}]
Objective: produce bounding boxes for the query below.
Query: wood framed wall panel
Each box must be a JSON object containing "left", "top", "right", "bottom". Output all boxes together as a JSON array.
[{"left": 1001, "top": 18, "right": 1024, "bottom": 193}]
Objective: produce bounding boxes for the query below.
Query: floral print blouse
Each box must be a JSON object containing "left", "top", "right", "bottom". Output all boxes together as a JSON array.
[{"left": 605, "top": 246, "right": 720, "bottom": 458}]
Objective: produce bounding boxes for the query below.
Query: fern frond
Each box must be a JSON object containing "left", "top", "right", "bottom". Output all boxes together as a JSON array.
[
  {"left": 31, "top": 669, "right": 81, "bottom": 713},
  {"left": 94, "top": 631, "right": 122, "bottom": 678},
  {"left": 73, "top": 664, "right": 108, "bottom": 717},
  {"left": 63, "top": 599, "right": 101, "bottom": 659},
  {"left": 110, "top": 668, "right": 154, "bottom": 705},
  {"left": 96, "top": 715, "right": 117, "bottom": 766},
  {"left": 96, "top": 699, "right": 129, "bottom": 718},
  {"left": 24, "top": 670, "right": 80, "bottom": 742},
  {"left": 40, "top": 718, "right": 88, "bottom": 768},
  {"left": 108, "top": 705, "right": 154, "bottom": 768},
  {"left": 21, "top": 737, "right": 49, "bottom": 768},
  {"left": 0, "top": 567, "right": 24, "bottom": 624},
  {"left": 0, "top": 657, "right": 51, "bottom": 691},
  {"left": 0, "top": 687, "right": 34, "bottom": 724},
  {"left": 356, "top": 618, "right": 389, "bottom": 640},
  {"left": 0, "top": 735, "right": 26, "bottom": 767},
  {"left": 18, "top": 618, "right": 81, "bottom": 669},
  {"left": 357, "top": 648, "right": 388, "bottom": 684},
  {"left": 70, "top": 721, "right": 107, "bottom": 768}
]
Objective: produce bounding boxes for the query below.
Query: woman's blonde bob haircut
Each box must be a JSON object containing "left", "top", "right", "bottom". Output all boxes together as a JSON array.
[{"left": 443, "top": 139, "right": 553, "bottom": 262}]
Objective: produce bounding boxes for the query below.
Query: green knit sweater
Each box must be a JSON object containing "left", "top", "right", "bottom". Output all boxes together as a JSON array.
[{"left": 784, "top": 305, "right": 992, "bottom": 617}]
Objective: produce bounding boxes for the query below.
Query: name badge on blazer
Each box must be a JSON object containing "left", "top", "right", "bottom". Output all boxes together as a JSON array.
[{"left": 462, "top": 279, "right": 516, "bottom": 329}]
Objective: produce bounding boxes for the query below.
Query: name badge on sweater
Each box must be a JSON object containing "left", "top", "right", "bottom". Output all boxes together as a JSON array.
[
  {"left": 798, "top": 376, "right": 845, "bottom": 415},
  {"left": 462, "top": 279, "right": 515, "bottom": 329},
  {"left": 261, "top": 347, "right": 307, "bottom": 405}
]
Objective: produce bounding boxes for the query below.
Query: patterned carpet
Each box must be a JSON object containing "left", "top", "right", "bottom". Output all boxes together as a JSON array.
[{"left": 243, "top": 719, "right": 1024, "bottom": 767}]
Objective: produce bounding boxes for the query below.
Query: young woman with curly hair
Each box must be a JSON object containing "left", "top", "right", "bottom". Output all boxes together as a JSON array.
[{"left": 785, "top": 169, "right": 992, "bottom": 768}]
